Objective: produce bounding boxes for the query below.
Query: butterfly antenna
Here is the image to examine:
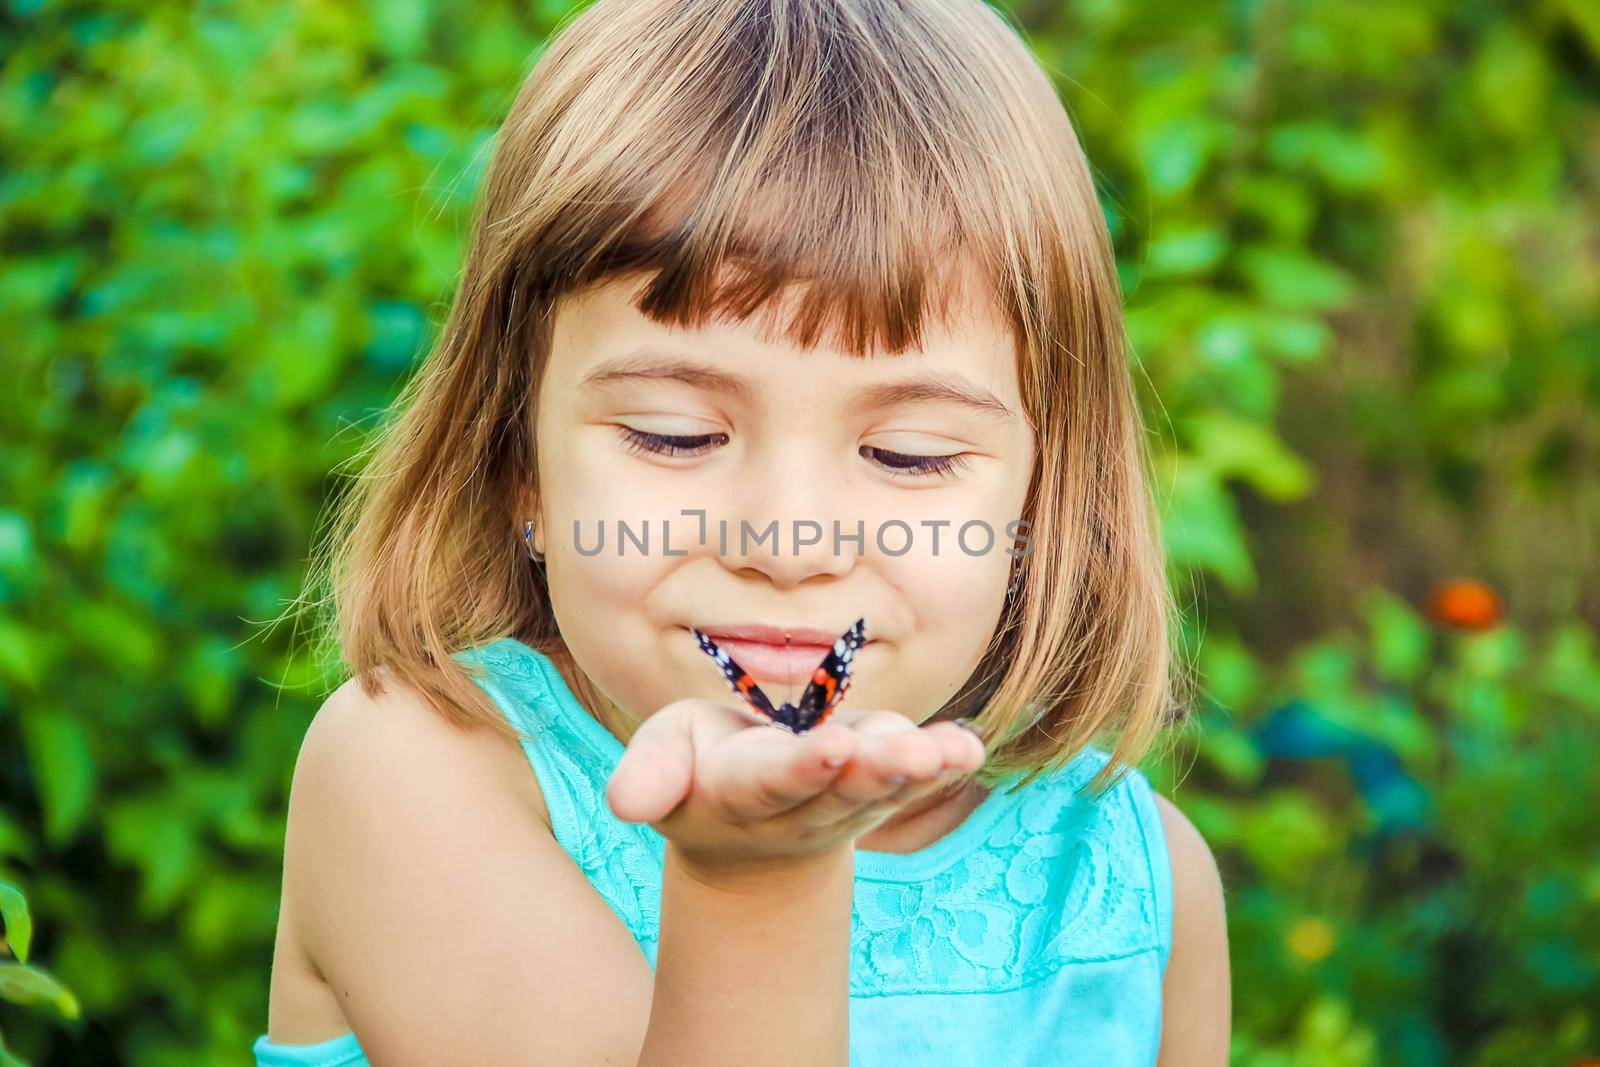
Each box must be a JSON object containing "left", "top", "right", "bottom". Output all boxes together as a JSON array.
[{"left": 783, "top": 629, "right": 793, "bottom": 708}]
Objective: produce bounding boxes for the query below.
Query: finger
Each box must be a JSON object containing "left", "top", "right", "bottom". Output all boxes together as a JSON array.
[
  {"left": 606, "top": 700, "right": 700, "bottom": 824},
  {"left": 707, "top": 721, "right": 859, "bottom": 823},
  {"left": 833, "top": 712, "right": 944, "bottom": 800},
  {"left": 829, "top": 773, "right": 969, "bottom": 841},
  {"left": 825, "top": 722, "right": 988, "bottom": 839},
  {"left": 851, "top": 710, "right": 920, "bottom": 738},
  {"left": 922, "top": 720, "right": 987, "bottom": 773},
  {"left": 773, "top": 713, "right": 982, "bottom": 834},
  {"left": 772, "top": 713, "right": 941, "bottom": 830}
]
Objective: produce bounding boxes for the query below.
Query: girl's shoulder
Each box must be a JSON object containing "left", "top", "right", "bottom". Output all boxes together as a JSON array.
[
  {"left": 264, "top": 667, "right": 658, "bottom": 1060},
  {"left": 264, "top": 669, "right": 561, "bottom": 1046},
  {"left": 298, "top": 666, "right": 554, "bottom": 829}
]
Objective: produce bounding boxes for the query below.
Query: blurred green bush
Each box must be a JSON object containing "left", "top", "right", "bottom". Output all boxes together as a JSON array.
[{"left": 1, "top": 1, "right": 1595, "bottom": 1064}]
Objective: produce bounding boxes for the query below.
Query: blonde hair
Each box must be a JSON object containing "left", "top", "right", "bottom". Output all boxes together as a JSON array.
[{"left": 298, "top": 0, "right": 1192, "bottom": 799}]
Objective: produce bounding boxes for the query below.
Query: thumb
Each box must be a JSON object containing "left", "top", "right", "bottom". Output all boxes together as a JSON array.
[{"left": 606, "top": 700, "right": 697, "bottom": 824}]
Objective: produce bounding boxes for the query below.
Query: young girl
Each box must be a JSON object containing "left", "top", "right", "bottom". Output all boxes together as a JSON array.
[{"left": 255, "top": 0, "right": 1229, "bottom": 1063}]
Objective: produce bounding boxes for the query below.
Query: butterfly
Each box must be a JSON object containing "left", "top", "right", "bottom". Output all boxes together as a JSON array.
[{"left": 690, "top": 619, "right": 867, "bottom": 733}]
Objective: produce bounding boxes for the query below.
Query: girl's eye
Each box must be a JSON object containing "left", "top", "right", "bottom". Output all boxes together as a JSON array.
[
  {"left": 619, "top": 430, "right": 963, "bottom": 474},
  {"left": 618, "top": 426, "right": 729, "bottom": 458},
  {"left": 860, "top": 445, "right": 971, "bottom": 479}
]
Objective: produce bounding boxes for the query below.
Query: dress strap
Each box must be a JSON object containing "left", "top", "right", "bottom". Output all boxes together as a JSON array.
[
  {"left": 1121, "top": 762, "right": 1175, "bottom": 976},
  {"left": 451, "top": 638, "right": 665, "bottom": 963}
]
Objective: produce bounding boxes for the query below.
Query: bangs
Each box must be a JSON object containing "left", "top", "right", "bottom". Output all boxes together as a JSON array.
[
  {"left": 575, "top": 174, "right": 1002, "bottom": 360},
  {"left": 497, "top": 0, "right": 1043, "bottom": 359}
]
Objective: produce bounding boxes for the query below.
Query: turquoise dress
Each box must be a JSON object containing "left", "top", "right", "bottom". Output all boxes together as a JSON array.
[{"left": 254, "top": 637, "right": 1174, "bottom": 1066}]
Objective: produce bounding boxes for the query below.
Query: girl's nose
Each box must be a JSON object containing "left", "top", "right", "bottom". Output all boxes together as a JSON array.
[{"left": 718, "top": 453, "right": 858, "bottom": 590}]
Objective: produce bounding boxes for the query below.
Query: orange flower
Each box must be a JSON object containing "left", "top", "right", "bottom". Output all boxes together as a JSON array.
[{"left": 1425, "top": 578, "right": 1503, "bottom": 632}]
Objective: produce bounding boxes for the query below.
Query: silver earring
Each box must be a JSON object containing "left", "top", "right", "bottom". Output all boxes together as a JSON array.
[{"left": 523, "top": 521, "right": 544, "bottom": 563}]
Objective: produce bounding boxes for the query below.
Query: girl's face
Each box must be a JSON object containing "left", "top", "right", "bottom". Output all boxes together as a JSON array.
[{"left": 531, "top": 272, "right": 1035, "bottom": 726}]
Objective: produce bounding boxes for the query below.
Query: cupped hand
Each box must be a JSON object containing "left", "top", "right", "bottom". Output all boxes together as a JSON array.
[{"left": 605, "top": 700, "right": 986, "bottom": 875}]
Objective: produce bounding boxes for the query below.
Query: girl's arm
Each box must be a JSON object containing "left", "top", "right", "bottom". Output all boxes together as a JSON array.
[
  {"left": 281, "top": 674, "right": 655, "bottom": 1064},
  {"left": 603, "top": 698, "right": 979, "bottom": 1066},
  {"left": 279, "top": 672, "right": 971, "bottom": 1066},
  {"left": 1155, "top": 794, "right": 1232, "bottom": 1065},
  {"left": 641, "top": 844, "right": 854, "bottom": 1065}
]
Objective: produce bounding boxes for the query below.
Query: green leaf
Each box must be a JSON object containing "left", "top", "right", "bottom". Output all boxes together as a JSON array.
[
  {"left": 370, "top": 0, "right": 430, "bottom": 60},
  {"left": 1202, "top": 726, "right": 1266, "bottom": 786},
  {"left": 1135, "top": 116, "right": 1222, "bottom": 197},
  {"left": 1297, "top": 640, "right": 1361, "bottom": 706},
  {"left": 1189, "top": 412, "right": 1316, "bottom": 501},
  {"left": 1157, "top": 457, "right": 1256, "bottom": 594},
  {"left": 0, "top": 882, "right": 30, "bottom": 963},
  {"left": 0, "top": 1034, "right": 29, "bottom": 1067},
  {"left": 1242, "top": 792, "right": 1336, "bottom": 885},
  {"left": 1231, "top": 173, "right": 1316, "bottom": 241},
  {"left": 180, "top": 638, "right": 241, "bottom": 728},
  {"left": 1540, "top": 623, "right": 1600, "bottom": 708},
  {"left": 1238, "top": 246, "right": 1355, "bottom": 311},
  {"left": 1198, "top": 635, "right": 1263, "bottom": 712},
  {"left": 0, "top": 511, "right": 33, "bottom": 580},
  {"left": 0, "top": 618, "right": 42, "bottom": 691},
  {"left": 1258, "top": 312, "right": 1333, "bottom": 365},
  {"left": 0, "top": 962, "right": 80, "bottom": 1020},
  {"left": 1265, "top": 121, "right": 1392, "bottom": 191},
  {"left": 105, "top": 798, "right": 198, "bottom": 916},
  {"left": 1471, "top": 26, "right": 1548, "bottom": 137},
  {"left": 20, "top": 713, "right": 96, "bottom": 847},
  {"left": 1145, "top": 226, "right": 1227, "bottom": 278},
  {"left": 1459, "top": 627, "right": 1525, "bottom": 680},
  {"left": 1363, "top": 588, "right": 1432, "bottom": 684}
]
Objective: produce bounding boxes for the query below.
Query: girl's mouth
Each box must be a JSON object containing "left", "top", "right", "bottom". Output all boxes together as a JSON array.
[
  {"left": 694, "top": 624, "right": 863, "bottom": 686},
  {"left": 712, "top": 640, "right": 824, "bottom": 686}
]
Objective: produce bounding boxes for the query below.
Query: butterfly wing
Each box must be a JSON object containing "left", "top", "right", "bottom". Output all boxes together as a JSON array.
[
  {"left": 792, "top": 619, "right": 867, "bottom": 732},
  {"left": 691, "top": 629, "right": 781, "bottom": 723}
]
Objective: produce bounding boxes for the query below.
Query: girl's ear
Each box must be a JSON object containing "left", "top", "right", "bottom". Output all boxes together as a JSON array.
[{"left": 520, "top": 490, "right": 546, "bottom": 560}]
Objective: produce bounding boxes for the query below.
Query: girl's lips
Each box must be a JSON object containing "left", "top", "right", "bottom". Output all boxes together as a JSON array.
[
  {"left": 697, "top": 623, "right": 843, "bottom": 646},
  {"left": 694, "top": 624, "right": 869, "bottom": 688},
  {"left": 710, "top": 638, "right": 833, "bottom": 687}
]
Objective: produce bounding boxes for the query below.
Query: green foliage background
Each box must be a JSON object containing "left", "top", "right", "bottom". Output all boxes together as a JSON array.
[{"left": 1, "top": 1, "right": 1596, "bottom": 1063}]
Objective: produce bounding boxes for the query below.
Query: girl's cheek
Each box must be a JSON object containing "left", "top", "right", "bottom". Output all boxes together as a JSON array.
[
  {"left": 556, "top": 546, "right": 644, "bottom": 596},
  {"left": 541, "top": 556, "right": 675, "bottom": 716},
  {"left": 891, "top": 503, "right": 1020, "bottom": 708}
]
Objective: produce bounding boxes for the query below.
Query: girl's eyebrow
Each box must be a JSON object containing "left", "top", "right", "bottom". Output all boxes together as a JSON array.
[
  {"left": 579, "top": 351, "right": 753, "bottom": 399},
  {"left": 853, "top": 374, "right": 1015, "bottom": 420},
  {"left": 580, "top": 350, "right": 1013, "bottom": 419}
]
